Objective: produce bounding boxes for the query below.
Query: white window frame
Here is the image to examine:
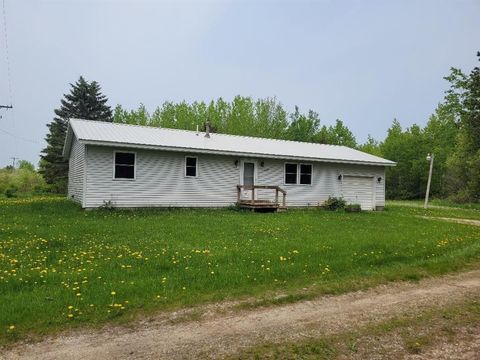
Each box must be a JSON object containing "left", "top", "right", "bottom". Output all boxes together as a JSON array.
[
  {"left": 185, "top": 156, "right": 198, "bottom": 178},
  {"left": 284, "top": 162, "right": 298, "bottom": 185},
  {"left": 283, "top": 162, "right": 313, "bottom": 186},
  {"left": 299, "top": 163, "right": 313, "bottom": 185},
  {"left": 112, "top": 150, "right": 136, "bottom": 181}
]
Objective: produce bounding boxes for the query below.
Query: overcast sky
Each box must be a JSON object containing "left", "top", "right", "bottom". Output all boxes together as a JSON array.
[{"left": 0, "top": 0, "right": 478, "bottom": 167}]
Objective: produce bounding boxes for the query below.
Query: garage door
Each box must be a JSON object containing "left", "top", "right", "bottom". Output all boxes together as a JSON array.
[{"left": 342, "top": 176, "right": 374, "bottom": 210}]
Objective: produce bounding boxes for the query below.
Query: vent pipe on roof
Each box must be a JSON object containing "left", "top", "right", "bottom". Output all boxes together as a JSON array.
[{"left": 204, "top": 120, "right": 211, "bottom": 138}]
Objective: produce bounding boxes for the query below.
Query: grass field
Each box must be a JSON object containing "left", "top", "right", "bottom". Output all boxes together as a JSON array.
[{"left": 1, "top": 196, "right": 479, "bottom": 345}]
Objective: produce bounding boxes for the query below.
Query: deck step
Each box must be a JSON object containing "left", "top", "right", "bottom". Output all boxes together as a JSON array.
[{"left": 238, "top": 200, "right": 287, "bottom": 213}]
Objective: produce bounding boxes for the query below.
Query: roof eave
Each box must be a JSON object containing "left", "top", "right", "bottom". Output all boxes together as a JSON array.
[
  {"left": 62, "top": 124, "right": 73, "bottom": 159},
  {"left": 80, "top": 139, "right": 396, "bottom": 167}
]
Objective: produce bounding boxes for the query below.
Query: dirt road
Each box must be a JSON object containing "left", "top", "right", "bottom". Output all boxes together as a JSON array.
[{"left": 3, "top": 270, "right": 480, "bottom": 360}]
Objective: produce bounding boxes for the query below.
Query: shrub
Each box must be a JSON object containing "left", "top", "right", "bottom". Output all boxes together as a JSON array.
[
  {"left": 0, "top": 168, "right": 48, "bottom": 195},
  {"left": 323, "top": 196, "right": 346, "bottom": 211},
  {"left": 100, "top": 200, "right": 115, "bottom": 210},
  {"left": 4, "top": 186, "right": 18, "bottom": 198}
]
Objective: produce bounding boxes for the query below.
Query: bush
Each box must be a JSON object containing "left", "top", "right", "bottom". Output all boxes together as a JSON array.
[
  {"left": 0, "top": 168, "right": 48, "bottom": 195},
  {"left": 323, "top": 196, "right": 346, "bottom": 211},
  {"left": 4, "top": 186, "right": 18, "bottom": 198}
]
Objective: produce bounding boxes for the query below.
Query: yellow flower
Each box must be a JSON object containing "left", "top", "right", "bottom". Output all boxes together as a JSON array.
[
  {"left": 9, "top": 325, "right": 15, "bottom": 330},
  {"left": 67, "top": 314, "right": 74, "bottom": 318},
  {"left": 111, "top": 291, "right": 116, "bottom": 296},
  {"left": 68, "top": 305, "right": 73, "bottom": 310}
]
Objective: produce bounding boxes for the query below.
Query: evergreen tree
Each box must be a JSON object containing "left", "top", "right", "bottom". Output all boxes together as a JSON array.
[{"left": 40, "top": 76, "right": 112, "bottom": 192}]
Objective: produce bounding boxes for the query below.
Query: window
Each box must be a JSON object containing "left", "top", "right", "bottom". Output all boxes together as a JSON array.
[
  {"left": 285, "top": 163, "right": 298, "bottom": 184},
  {"left": 284, "top": 163, "right": 312, "bottom": 185},
  {"left": 185, "top": 156, "right": 197, "bottom": 177},
  {"left": 300, "top": 164, "right": 312, "bottom": 185},
  {"left": 114, "top": 152, "right": 135, "bottom": 179}
]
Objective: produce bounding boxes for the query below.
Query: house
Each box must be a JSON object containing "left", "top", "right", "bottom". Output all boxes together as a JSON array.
[{"left": 63, "top": 119, "right": 395, "bottom": 210}]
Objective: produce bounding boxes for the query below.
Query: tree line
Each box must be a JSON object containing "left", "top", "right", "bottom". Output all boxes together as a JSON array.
[
  {"left": 113, "top": 99, "right": 357, "bottom": 148},
  {"left": 37, "top": 53, "right": 479, "bottom": 202}
]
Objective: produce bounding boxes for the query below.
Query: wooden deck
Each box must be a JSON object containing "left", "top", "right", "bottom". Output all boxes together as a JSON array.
[{"left": 237, "top": 185, "right": 287, "bottom": 212}]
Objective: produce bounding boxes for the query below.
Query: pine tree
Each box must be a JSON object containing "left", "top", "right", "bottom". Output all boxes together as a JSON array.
[{"left": 40, "top": 76, "right": 112, "bottom": 192}]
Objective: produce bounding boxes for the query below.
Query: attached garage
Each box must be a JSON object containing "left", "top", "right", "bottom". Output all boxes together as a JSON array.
[{"left": 342, "top": 175, "right": 375, "bottom": 210}]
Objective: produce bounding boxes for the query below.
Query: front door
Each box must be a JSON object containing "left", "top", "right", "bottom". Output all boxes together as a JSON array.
[{"left": 241, "top": 161, "right": 256, "bottom": 200}]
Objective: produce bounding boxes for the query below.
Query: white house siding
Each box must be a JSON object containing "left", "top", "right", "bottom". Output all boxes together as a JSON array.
[
  {"left": 67, "top": 136, "right": 85, "bottom": 205},
  {"left": 82, "top": 145, "right": 386, "bottom": 209},
  {"left": 84, "top": 146, "right": 239, "bottom": 208},
  {"left": 256, "top": 159, "right": 385, "bottom": 208}
]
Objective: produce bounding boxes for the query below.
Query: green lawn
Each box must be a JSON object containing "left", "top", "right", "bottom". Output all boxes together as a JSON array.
[
  {"left": 1, "top": 196, "right": 479, "bottom": 344},
  {"left": 388, "top": 199, "right": 480, "bottom": 213}
]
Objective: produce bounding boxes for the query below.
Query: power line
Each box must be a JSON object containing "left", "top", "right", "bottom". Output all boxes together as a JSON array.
[
  {"left": 2, "top": 0, "right": 13, "bottom": 106},
  {"left": 0, "top": 127, "right": 40, "bottom": 144}
]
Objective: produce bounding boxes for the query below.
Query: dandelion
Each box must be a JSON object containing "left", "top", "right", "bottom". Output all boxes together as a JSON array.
[
  {"left": 111, "top": 291, "right": 116, "bottom": 296},
  {"left": 68, "top": 305, "right": 74, "bottom": 310},
  {"left": 9, "top": 325, "right": 15, "bottom": 330}
]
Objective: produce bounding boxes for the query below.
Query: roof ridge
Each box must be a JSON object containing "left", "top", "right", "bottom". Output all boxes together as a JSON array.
[{"left": 69, "top": 118, "right": 350, "bottom": 149}]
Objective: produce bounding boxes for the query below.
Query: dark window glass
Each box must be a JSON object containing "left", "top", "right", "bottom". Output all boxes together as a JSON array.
[
  {"left": 285, "top": 163, "right": 298, "bottom": 184},
  {"left": 186, "top": 166, "right": 196, "bottom": 177},
  {"left": 186, "top": 157, "right": 197, "bottom": 177},
  {"left": 115, "top": 152, "right": 135, "bottom": 165},
  {"left": 114, "top": 152, "right": 135, "bottom": 179},
  {"left": 285, "top": 163, "right": 297, "bottom": 173},
  {"left": 115, "top": 165, "right": 134, "bottom": 179},
  {"left": 300, "top": 164, "right": 312, "bottom": 184},
  {"left": 285, "top": 173, "right": 297, "bottom": 184},
  {"left": 300, "top": 174, "right": 311, "bottom": 185}
]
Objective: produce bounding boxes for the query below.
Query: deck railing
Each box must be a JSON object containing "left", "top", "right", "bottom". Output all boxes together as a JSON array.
[{"left": 236, "top": 185, "right": 287, "bottom": 208}]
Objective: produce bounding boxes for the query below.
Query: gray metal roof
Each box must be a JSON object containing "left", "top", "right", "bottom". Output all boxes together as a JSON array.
[{"left": 64, "top": 119, "right": 395, "bottom": 166}]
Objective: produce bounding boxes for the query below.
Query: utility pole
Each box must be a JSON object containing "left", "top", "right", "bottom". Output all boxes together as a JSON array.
[
  {"left": 10, "top": 156, "right": 18, "bottom": 168},
  {"left": 424, "top": 153, "right": 434, "bottom": 209},
  {"left": 0, "top": 105, "right": 13, "bottom": 119}
]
